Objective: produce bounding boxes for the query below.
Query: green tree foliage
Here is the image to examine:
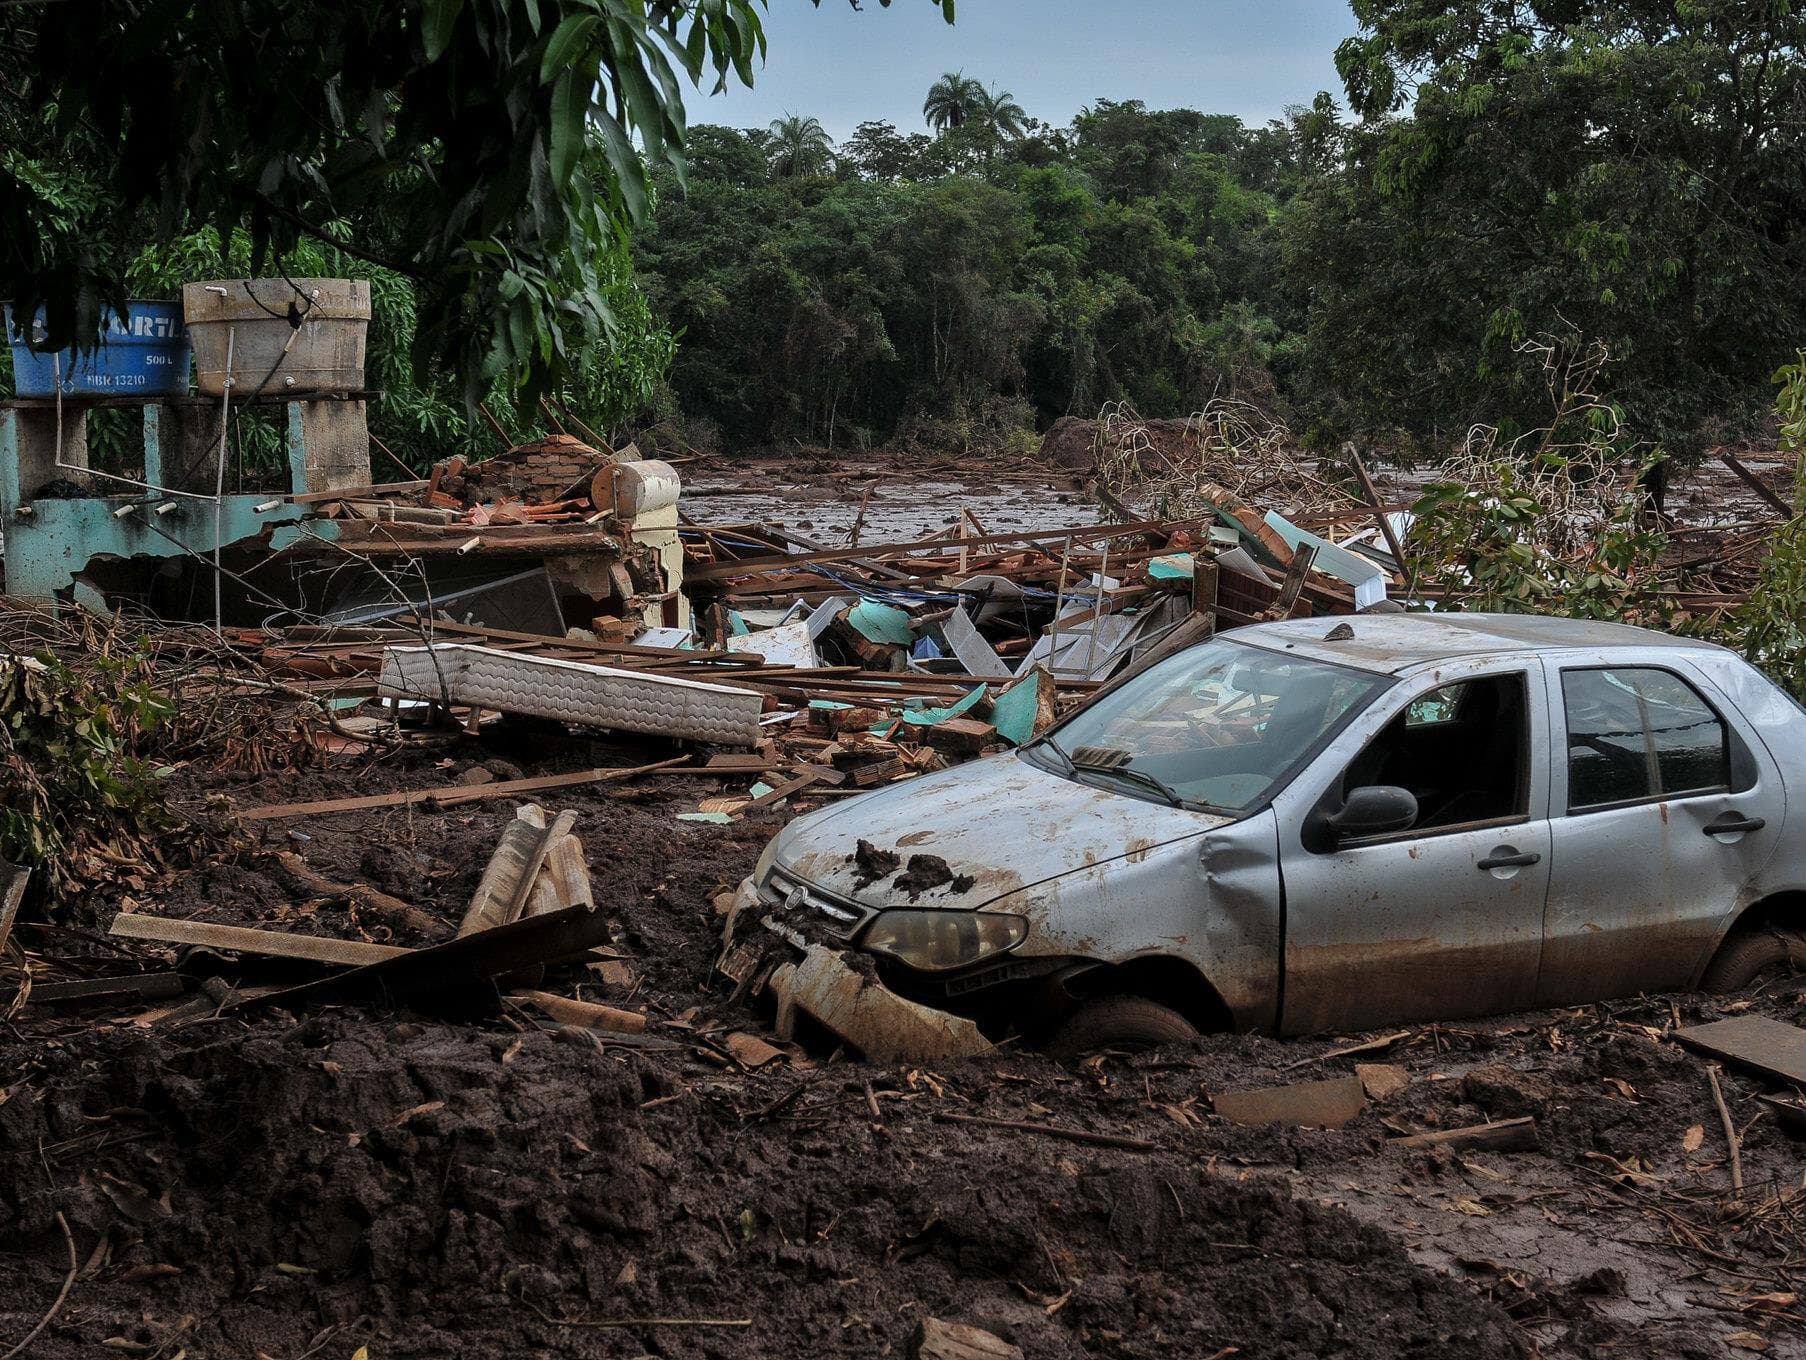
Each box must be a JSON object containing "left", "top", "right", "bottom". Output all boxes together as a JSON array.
[
  {"left": 1733, "top": 355, "right": 1806, "bottom": 696},
  {"left": 767, "top": 115, "right": 839, "bottom": 179},
  {"left": 0, "top": 0, "right": 952, "bottom": 410},
  {"left": 638, "top": 98, "right": 1316, "bottom": 448},
  {"left": 1290, "top": 0, "right": 1806, "bottom": 451},
  {"left": 924, "top": 72, "right": 987, "bottom": 133}
]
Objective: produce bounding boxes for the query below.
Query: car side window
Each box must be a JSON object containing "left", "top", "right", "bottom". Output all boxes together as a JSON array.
[
  {"left": 1562, "top": 667, "right": 1729, "bottom": 811},
  {"left": 1339, "top": 672, "right": 1530, "bottom": 835}
]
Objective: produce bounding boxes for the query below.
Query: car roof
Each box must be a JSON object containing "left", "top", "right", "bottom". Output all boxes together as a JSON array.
[{"left": 1231, "top": 612, "right": 1713, "bottom": 676}]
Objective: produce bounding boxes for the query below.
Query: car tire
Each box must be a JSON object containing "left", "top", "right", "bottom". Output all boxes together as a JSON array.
[
  {"left": 1701, "top": 926, "right": 1806, "bottom": 993},
  {"left": 1050, "top": 996, "right": 1199, "bottom": 1057}
]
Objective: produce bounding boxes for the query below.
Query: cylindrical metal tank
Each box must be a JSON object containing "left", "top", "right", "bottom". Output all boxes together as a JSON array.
[{"left": 182, "top": 279, "right": 370, "bottom": 397}]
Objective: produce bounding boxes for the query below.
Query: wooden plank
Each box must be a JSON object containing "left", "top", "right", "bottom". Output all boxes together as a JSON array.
[
  {"left": 1269, "top": 541, "right": 1320, "bottom": 616},
  {"left": 1, "top": 972, "right": 186, "bottom": 1007},
  {"left": 229, "top": 902, "right": 613, "bottom": 1011},
  {"left": 703, "top": 754, "right": 785, "bottom": 773},
  {"left": 1676, "top": 1015, "right": 1806, "bottom": 1086},
  {"left": 741, "top": 770, "right": 829, "bottom": 810},
  {"left": 110, "top": 915, "right": 410, "bottom": 966},
  {"left": 1348, "top": 445, "right": 1412, "bottom": 582},
  {"left": 503, "top": 810, "right": 578, "bottom": 923},
  {"left": 684, "top": 517, "right": 1205, "bottom": 583},
  {"left": 459, "top": 814, "right": 552, "bottom": 937},
  {"left": 402, "top": 615, "right": 749, "bottom": 663},
  {"left": 232, "top": 756, "right": 692, "bottom": 821},
  {"left": 523, "top": 832, "right": 593, "bottom": 917},
  {"left": 1389, "top": 1117, "right": 1540, "bottom": 1153}
]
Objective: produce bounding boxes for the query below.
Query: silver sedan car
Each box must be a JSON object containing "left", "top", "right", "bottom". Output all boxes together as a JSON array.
[{"left": 719, "top": 615, "right": 1806, "bottom": 1058}]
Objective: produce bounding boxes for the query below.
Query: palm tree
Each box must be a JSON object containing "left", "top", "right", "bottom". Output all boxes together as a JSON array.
[
  {"left": 922, "top": 71, "right": 984, "bottom": 134},
  {"left": 969, "top": 86, "right": 1027, "bottom": 143},
  {"left": 766, "top": 114, "right": 835, "bottom": 178}
]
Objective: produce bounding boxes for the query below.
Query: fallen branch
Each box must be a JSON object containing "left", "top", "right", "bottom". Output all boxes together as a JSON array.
[
  {"left": 930, "top": 1110, "right": 1156, "bottom": 1152},
  {"left": 2, "top": 1210, "right": 75, "bottom": 1360},
  {"left": 273, "top": 852, "right": 445, "bottom": 938},
  {"left": 1282, "top": 1030, "right": 1412, "bottom": 1071},
  {"left": 1389, "top": 1117, "right": 1539, "bottom": 1154},
  {"left": 1706, "top": 1063, "right": 1745, "bottom": 1198}
]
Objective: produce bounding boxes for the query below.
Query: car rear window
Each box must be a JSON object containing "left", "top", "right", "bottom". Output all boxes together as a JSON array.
[{"left": 1562, "top": 667, "right": 1729, "bottom": 810}]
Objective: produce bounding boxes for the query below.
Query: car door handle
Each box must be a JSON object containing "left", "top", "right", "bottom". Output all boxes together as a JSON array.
[
  {"left": 1477, "top": 850, "right": 1541, "bottom": 871},
  {"left": 1705, "top": 812, "right": 1766, "bottom": 837}
]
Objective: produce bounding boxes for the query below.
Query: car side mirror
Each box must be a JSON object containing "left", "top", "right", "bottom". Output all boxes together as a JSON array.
[{"left": 1324, "top": 785, "right": 1419, "bottom": 841}]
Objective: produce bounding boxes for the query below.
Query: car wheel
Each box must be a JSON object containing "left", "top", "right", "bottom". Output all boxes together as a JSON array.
[
  {"left": 1050, "top": 996, "right": 1199, "bottom": 1057},
  {"left": 1701, "top": 926, "right": 1806, "bottom": 993}
]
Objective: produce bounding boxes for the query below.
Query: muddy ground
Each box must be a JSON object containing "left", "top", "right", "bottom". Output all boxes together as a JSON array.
[
  {"left": 3, "top": 445, "right": 1804, "bottom": 1358},
  {"left": 4, "top": 722, "right": 1805, "bottom": 1360}
]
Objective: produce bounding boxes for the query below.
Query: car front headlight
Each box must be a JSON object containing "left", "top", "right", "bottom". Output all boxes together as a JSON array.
[{"left": 859, "top": 910, "right": 1027, "bottom": 973}]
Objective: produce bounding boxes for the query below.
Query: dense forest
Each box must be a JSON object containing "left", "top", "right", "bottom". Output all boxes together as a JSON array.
[
  {"left": 2, "top": 2, "right": 1802, "bottom": 466},
  {"left": 638, "top": 3, "right": 1806, "bottom": 459}
]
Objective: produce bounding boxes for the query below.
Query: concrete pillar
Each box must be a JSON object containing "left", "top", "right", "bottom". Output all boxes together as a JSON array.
[
  {"left": 287, "top": 399, "right": 371, "bottom": 494},
  {"left": 146, "top": 404, "right": 225, "bottom": 494},
  {"left": 1, "top": 404, "right": 89, "bottom": 505}
]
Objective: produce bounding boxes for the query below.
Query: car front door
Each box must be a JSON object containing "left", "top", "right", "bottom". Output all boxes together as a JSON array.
[
  {"left": 1273, "top": 661, "right": 1552, "bottom": 1034},
  {"left": 1534, "top": 658, "right": 1785, "bottom": 1006}
]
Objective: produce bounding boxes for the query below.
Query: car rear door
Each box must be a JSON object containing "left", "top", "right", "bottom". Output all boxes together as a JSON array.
[
  {"left": 1272, "top": 659, "right": 1552, "bottom": 1034},
  {"left": 1534, "top": 657, "right": 1785, "bottom": 1006}
]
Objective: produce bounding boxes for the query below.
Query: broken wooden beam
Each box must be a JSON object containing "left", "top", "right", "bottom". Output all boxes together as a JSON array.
[
  {"left": 232, "top": 756, "right": 692, "bottom": 821},
  {"left": 511, "top": 988, "right": 646, "bottom": 1034},
  {"left": 742, "top": 770, "right": 831, "bottom": 810},
  {"left": 1719, "top": 452, "right": 1795, "bottom": 519},
  {"left": 1389, "top": 1116, "right": 1540, "bottom": 1153},
  {"left": 109, "top": 915, "right": 411, "bottom": 967},
  {"left": 229, "top": 901, "right": 614, "bottom": 1011},
  {"left": 460, "top": 813, "right": 555, "bottom": 937},
  {"left": 0, "top": 972, "right": 186, "bottom": 1007}
]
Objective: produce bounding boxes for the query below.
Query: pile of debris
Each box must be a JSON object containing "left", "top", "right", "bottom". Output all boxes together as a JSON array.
[{"left": 194, "top": 475, "right": 1405, "bottom": 823}]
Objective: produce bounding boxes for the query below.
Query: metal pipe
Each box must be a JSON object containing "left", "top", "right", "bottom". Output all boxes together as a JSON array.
[{"left": 213, "top": 326, "right": 235, "bottom": 631}]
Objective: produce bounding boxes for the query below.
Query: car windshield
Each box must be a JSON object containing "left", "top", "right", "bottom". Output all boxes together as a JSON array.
[{"left": 1030, "top": 637, "right": 1388, "bottom": 811}]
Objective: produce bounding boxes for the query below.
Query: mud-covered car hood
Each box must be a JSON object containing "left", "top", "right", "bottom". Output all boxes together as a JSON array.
[{"left": 770, "top": 749, "right": 1229, "bottom": 910}]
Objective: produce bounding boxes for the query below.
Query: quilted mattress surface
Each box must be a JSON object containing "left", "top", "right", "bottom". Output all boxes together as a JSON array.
[{"left": 378, "top": 643, "right": 762, "bottom": 747}]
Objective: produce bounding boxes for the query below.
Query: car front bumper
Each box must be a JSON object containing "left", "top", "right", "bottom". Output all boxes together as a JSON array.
[{"left": 716, "top": 876, "right": 992, "bottom": 1062}]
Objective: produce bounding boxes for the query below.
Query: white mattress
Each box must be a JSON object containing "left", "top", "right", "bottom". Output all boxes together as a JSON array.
[{"left": 378, "top": 643, "right": 763, "bottom": 747}]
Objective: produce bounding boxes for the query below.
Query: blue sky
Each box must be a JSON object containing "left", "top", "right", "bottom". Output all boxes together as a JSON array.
[{"left": 695, "top": 0, "right": 1360, "bottom": 142}]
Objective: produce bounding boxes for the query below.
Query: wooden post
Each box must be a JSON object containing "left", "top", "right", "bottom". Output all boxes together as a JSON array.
[
  {"left": 1348, "top": 444, "right": 1413, "bottom": 591},
  {"left": 1720, "top": 452, "right": 1795, "bottom": 519},
  {"left": 1271, "top": 542, "right": 1319, "bottom": 617}
]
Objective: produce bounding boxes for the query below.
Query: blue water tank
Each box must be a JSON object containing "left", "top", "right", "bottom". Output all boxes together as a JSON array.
[{"left": 4, "top": 301, "right": 192, "bottom": 398}]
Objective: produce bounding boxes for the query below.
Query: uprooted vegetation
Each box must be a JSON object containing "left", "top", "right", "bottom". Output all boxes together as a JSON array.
[
  {"left": 1090, "top": 397, "right": 1362, "bottom": 522},
  {"left": 0, "top": 606, "right": 317, "bottom": 899},
  {"left": 1405, "top": 336, "right": 1669, "bottom": 622}
]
